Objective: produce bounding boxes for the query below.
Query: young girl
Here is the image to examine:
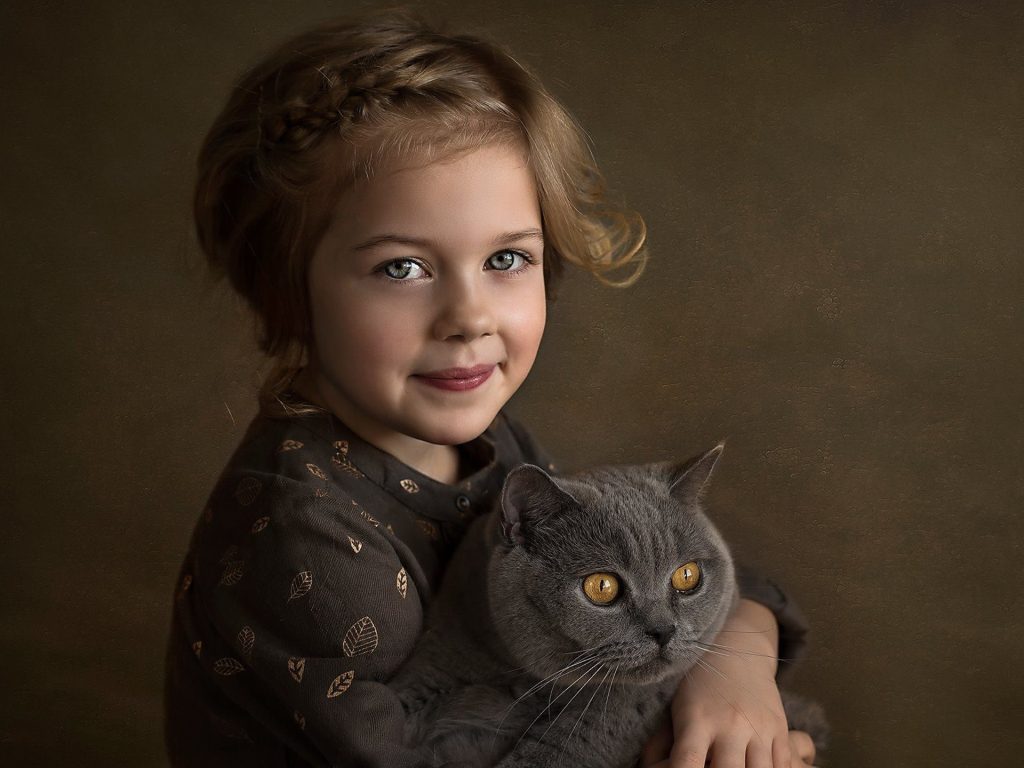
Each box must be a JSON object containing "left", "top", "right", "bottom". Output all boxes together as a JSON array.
[{"left": 164, "top": 9, "right": 815, "bottom": 768}]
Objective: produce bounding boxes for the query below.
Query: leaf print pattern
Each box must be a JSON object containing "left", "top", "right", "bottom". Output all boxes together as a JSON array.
[
  {"left": 214, "top": 657, "right": 245, "bottom": 676},
  {"left": 327, "top": 671, "right": 355, "bottom": 698},
  {"left": 348, "top": 536, "right": 362, "bottom": 554},
  {"left": 250, "top": 516, "right": 270, "bottom": 534},
  {"left": 288, "top": 657, "right": 306, "bottom": 683},
  {"left": 342, "top": 617, "right": 379, "bottom": 657},
  {"left": 355, "top": 503, "right": 380, "bottom": 528},
  {"left": 238, "top": 626, "right": 255, "bottom": 657},
  {"left": 400, "top": 478, "right": 420, "bottom": 494},
  {"left": 306, "top": 463, "right": 327, "bottom": 481},
  {"left": 220, "top": 560, "right": 246, "bottom": 586},
  {"left": 277, "top": 439, "right": 304, "bottom": 453},
  {"left": 294, "top": 710, "right": 306, "bottom": 730},
  {"left": 288, "top": 571, "right": 313, "bottom": 601},
  {"left": 417, "top": 519, "right": 440, "bottom": 541},
  {"left": 396, "top": 568, "right": 408, "bottom": 599},
  {"left": 235, "top": 476, "right": 262, "bottom": 506},
  {"left": 192, "top": 640, "right": 202, "bottom": 658},
  {"left": 313, "top": 487, "right": 329, "bottom": 498},
  {"left": 331, "top": 440, "right": 363, "bottom": 477}
]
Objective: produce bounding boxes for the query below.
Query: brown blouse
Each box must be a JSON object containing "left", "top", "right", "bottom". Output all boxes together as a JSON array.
[{"left": 163, "top": 406, "right": 807, "bottom": 767}]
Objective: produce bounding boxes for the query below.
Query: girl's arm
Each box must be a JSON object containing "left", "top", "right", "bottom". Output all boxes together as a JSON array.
[
  {"left": 664, "top": 598, "right": 809, "bottom": 768},
  {"left": 167, "top": 478, "right": 429, "bottom": 767},
  {"left": 640, "top": 566, "right": 814, "bottom": 768}
]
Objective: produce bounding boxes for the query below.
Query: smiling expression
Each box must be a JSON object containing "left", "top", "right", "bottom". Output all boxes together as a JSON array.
[{"left": 300, "top": 142, "right": 547, "bottom": 469}]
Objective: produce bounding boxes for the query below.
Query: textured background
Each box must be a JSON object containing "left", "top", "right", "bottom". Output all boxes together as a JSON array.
[{"left": 2, "top": 0, "right": 1022, "bottom": 765}]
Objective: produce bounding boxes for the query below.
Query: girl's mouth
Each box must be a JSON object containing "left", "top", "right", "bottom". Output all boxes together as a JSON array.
[{"left": 413, "top": 365, "right": 495, "bottom": 391}]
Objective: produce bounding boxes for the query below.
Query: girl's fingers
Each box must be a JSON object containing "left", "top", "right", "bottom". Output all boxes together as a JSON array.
[
  {"left": 708, "top": 739, "right": 747, "bottom": 768},
  {"left": 744, "top": 739, "right": 772, "bottom": 768},
  {"left": 772, "top": 734, "right": 793, "bottom": 768},
  {"left": 669, "top": 734, "right": 710, "bottom": 768},
  {"left": 787, "top": 730, "right": 816, "bottom": 764}
]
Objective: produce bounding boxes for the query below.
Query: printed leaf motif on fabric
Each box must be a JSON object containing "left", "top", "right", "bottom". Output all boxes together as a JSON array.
[
  {"left": 294, "top": 710, "right": 306, "bottom": 730},
  {"left": 331, "top": 440, "right": 363, "bottom": 477},
  {"left": 396, "top": 568, "right": 408, "bottom": 599},
  {"left": 355, "top": 502, "right": 380, "bottom": 528},
  {"left": 214, "top": 657, "right": 245, "bottom": 676},
  {"left": 192, "top": 640, "right": 202, "bottom": 658},
  {"left": 220, "top": 560, "right": 246, "bottom": 587},
  {"left": 313, "top": 487, "right": 329, "bottom": 498},
  {"left": 348, "top": 536, "right": 362, "bottom": 554},
  {"left": 342, "top": 617, "right": 379, "bottom": 657},
  {"left": 288, "top": 657, "right": 306, "bottom": 683},
  {"left": 288, "top": 571, "right": 313, "bottom": 601},
  {"left": 277, "top": 439, "right": 304, "bottom": 453},
  {"left": 250, "top": 516, "right": 270, "bottom": 534},
  {"left": 417, "top": 519, "right": 440, "bottom": 541},
  {"left": 234, "top": 476, "right": 262, "bottom": 506},
  {"left": 326, "top": 670, "right": 355, "bottom": 698},
  {"left": 238, "top": 626, "right": 255, "bottom": 657},
  {"left": 400, "top": 478, "right": 420, "bottom": 494},
  {"left": 306, "top": 463, "right": 328, "bottom": 481}
]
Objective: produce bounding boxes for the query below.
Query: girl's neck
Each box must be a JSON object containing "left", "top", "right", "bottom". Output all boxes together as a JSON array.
[{"left": 289, "top": 366, "right": 461, "bottom": 485}]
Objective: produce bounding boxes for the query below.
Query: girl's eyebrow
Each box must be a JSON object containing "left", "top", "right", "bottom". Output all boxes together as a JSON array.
[{"left": 352, "top": 228, "right": 544, "bottom": 252}]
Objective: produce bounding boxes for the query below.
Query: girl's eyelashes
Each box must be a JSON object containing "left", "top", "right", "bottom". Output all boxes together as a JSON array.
[
  {"left": 374, "top": 250, "right": 538, "bottom": 281},
  {"left": 379, "top": 258, "right": 427, "bottom": 280},
  {"left": 485, "top": 249, "right": 536, "bottom": 272}
]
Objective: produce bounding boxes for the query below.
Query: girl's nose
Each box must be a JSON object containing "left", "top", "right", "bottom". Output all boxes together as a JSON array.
[{"left": 430, "top": 278, "right": 497, "bottom": 342}]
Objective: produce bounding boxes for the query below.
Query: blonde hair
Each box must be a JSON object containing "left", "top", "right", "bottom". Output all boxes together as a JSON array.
[{"left": 194, "top": 7, "right": 646, "bottom": 416}]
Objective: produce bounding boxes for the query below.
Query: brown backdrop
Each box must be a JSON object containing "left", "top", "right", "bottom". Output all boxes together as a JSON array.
[{"left": 3, "top": 0, "right": 1022, "bottom": 765}]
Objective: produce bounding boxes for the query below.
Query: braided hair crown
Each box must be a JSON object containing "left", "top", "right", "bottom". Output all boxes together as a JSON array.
[{"left": 195, "top": 9, "right": 646, "bottom": 416}]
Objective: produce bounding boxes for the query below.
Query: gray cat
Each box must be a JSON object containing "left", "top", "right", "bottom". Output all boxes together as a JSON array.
[{"left": 392, "top": 445, "right": 825, "bottom": 767}]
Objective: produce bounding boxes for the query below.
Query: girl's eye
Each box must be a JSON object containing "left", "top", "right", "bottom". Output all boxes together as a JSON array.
[
  {"left": 381, "top": 259, "right": 426, "bottom": 280},
  {"left": 582, "top": 572, "right": 620, "bottom": 605},
  {"left": 486, "top": 250, "right": 530, "bottom": 271},
  {"left": 671, "top": 562, "right": 701, "bottom": 593}
]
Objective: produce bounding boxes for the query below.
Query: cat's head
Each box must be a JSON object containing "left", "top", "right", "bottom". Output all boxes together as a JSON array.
[{"left": 489, "top": 445, "right": 737, "bottom": 685}]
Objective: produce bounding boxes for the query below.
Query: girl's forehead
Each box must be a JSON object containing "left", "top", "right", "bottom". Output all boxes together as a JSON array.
[{"left": 321, "top": 143, "right": 542, "bottom": 245}]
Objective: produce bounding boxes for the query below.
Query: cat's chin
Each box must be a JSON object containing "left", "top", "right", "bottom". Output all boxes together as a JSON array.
[{"left": 614, "top": 654, "right": 684, "bottom": 685}]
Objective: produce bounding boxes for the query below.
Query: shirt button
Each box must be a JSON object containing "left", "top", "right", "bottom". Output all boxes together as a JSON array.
[{"left": 455, "top": 495, "right": 472, "bottom": 515}]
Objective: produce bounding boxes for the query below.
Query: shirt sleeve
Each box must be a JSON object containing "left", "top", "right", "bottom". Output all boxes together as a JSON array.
[
  {"left": 193, "top": 477, "right": 430, "bottom": 767},
  {"left": 734, "top": 564, "right": 809, "bottom": 683}
]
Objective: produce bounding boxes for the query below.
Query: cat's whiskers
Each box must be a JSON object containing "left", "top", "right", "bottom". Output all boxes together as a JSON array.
[
  {"left": 696, "top": 639, "right": 797, "bottom": 662},
  {"left": 602, "top": 663, "right": 619, "bottom": 725},
  {"left": 560, "top": 664, "right": 613, "bottom": 754},
  {"left": 534, "top": 662, "right": 606, "bottom": 747},
  {"left": 509, "top": 659, "right": 605, "bottom": 753},
  {"left": 490, "top": 654, "right": 602, "bottom": 750}
]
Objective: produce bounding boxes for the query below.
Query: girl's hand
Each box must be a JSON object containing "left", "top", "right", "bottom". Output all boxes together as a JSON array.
[{"left": 639, "top": 599, "right": 815, "bottom": 767}]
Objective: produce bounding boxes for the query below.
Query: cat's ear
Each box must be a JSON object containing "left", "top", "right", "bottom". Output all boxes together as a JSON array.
[
  {"left": 500, "top": 464, "right": 576, "bottom": 548},
  {"left": 667, "top": 442, "right": 725, "bottom": 505}
]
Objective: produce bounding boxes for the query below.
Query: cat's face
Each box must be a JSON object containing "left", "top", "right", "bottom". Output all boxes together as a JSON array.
[{"left": 490, "top": 446, "right": 737, "bottom": 685}]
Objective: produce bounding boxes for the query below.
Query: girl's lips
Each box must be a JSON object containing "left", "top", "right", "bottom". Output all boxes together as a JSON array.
[{"left": 413, "top": 365, "right": 496, "bottom": 391}]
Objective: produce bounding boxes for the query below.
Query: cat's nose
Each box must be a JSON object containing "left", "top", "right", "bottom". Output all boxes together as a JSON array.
[{"left": 647, "top": 624, "right": 676, "bottom": 646}]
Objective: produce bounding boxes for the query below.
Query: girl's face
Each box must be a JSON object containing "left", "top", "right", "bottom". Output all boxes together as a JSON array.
[{"left": 302, "top": 142, "right": 547, "bottom": 460}]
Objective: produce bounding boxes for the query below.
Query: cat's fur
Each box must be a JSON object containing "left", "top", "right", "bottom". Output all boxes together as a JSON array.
[{"left": 392, "top": 445, "right": 826, "bottom": 767}]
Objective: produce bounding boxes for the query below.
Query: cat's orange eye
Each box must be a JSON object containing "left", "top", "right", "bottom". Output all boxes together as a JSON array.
[
  {"left": 582, "top": 573, "right": 620, "bottom": 604},
  {"left": 671, "top": 562, "right": 701, "bottom": 592}
]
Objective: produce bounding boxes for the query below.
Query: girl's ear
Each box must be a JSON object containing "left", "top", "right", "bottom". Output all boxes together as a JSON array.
[
  {"left": 500, "top": 464, "right": 576, "bottom": 547},
  {"left": 667, "top": 442, "right": 725, "bottom": 506}
]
